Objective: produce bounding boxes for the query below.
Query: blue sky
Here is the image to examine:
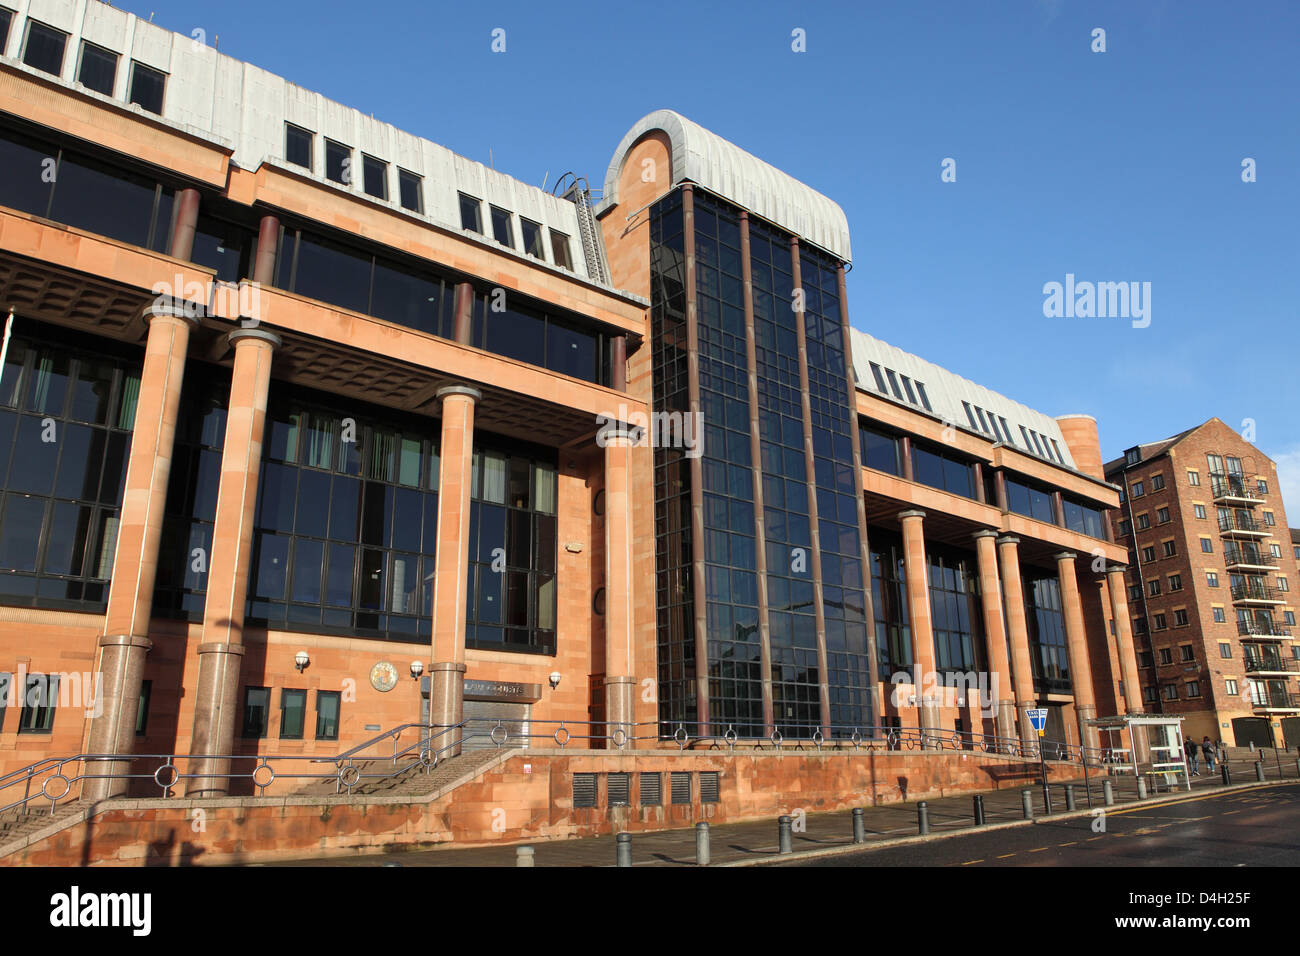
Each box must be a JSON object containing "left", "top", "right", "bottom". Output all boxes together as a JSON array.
[{"left": 134, "top": 0, "right": 1298, "bottom": 494}]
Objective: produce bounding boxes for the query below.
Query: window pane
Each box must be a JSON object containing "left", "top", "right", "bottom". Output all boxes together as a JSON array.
[
  {"left": 459, "top": 194, "right": 482, "bottom": 233},
  {"left": 520, "top": 219, "right": 544, "bottom": 258},
  {"left": 48, "top": 153, "right": 164, "bottom": 250},
  {"left": 23, "top": 22, "right": 67, "bottom": 76},
  {"left": 325, "top": 141, "right": 351, "bottom": 185},
  {"left": 490, "top": 207, "right": 513, "bottom": 247},
  {"left": 486, "top": 307, "right": 545, "bottom": 366},
  {"left": 362, "top": 155, "right": 387, "bottom": 199},
  {"left": 291, "top": 232, "right": 372, "bottom": 314},
  {"left": 315, "top": 691, "right": 340, "bottom": 739},
  {"left": 280, "top": 689, "right": 306, "bottom": 738},
  {"left": 546, "top": 320, "right": 596, "bottom": 381},
  {"left": 0, "top": 496, "right": 46, "bottom": 571},
  {"left": 370, "top": 261, "right": 442, "bottom": 337},
  {"left": 285, "top": 124, "right": 312, "bottom": 169},
  {"left": 254, "top": 533, "right": 289, "bottom": 599},
  {"left": 77, "top": 43, "right": 117, "bottom": 95},
  {"left": 291, "top": 539, "right": 324, "bottom": 604},
  {"left": 398, "top": 170, "right": 422, "bottom": 213},
  {"left": 128, "top": 62, "right": 166, "bottom": 113},
  {"left": 550, "top": 231, "right": 572, "bottom": 270}
]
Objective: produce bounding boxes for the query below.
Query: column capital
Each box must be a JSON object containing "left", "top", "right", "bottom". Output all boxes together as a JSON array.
[
  {"left": 897, "top": 509, "right": 926, "bottom": 522},
  {"left": 1055, "top": 551, "right": 1078, "bottom": 563},
  {"left": 98, "top": 633, "right": 153, "bottom": 651},
  {"left": 1106, "top": 563, "right": 1128, "bottom": 575},
  {"left": 972, "top": 529, "right": 1000, "bottom": 541},
  {"left": 144, "top": 301, "right": 202, "bottom": 327},
  {"left": 996, "top": 535, "right": 1020, "bottom": 547},
  {"left": 436, "top": 384, "right": 482, "bottom": 404},
  {"left": 227, "top": 326, "right": 281, "bottom": 350}
]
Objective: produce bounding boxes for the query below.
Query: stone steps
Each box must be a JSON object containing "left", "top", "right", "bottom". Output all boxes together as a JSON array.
[
  {"left": 293, "top": 749, "right": 506, "bottom": 798},
  {"left": 0, "top": 801, "right": 87, "bottom": 846}
]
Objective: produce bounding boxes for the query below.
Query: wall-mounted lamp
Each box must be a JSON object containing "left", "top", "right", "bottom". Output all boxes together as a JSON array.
[
  {"left": 294, "top": 650, "right": 310, "bottom": 673},
  {"left": 410, "top": 660, "right": 425, "bottom": 680},
  {"left": 549, "top": 671, "right": 562, "bottom": 689}
]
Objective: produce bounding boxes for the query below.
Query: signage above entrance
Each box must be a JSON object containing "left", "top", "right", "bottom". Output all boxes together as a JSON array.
[{"left": 464, "top": 679, "right": 542, "bottom": 703}]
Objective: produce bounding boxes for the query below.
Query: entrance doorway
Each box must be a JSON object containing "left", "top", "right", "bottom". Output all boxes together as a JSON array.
[
  {"left": 463, "top": 699, "right": 532, "bottom": 750},
  {"left": 1231, "top": 716, "right": 1274, "bottom": 749},
  {"left": 1281, "top": 717, "right": 1300, "bottom": 749}
]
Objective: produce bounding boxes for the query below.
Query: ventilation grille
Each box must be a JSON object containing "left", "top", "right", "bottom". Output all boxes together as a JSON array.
[
  {"left": 608, "top": 772, "right": 630, "bottom": 807},
  {"left": 640, "top": 772, "right": 662, "bottom": 806},
  {"left": 670, "top": 771, "right": 691, "bottom": 805},
  {"left": 573, "top": 773, "right": 597, "bottom": 808},
  {"left": 699, "top": 771, "right": 719, "bottom": 803}
]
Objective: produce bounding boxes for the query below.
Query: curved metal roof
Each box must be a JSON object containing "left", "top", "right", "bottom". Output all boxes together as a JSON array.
[{"left": 601, "top": 110, "right": 852, "bottom": 263}]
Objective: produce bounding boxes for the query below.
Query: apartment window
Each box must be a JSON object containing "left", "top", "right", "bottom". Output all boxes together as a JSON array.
[
  {"left": 135, "top": 679, "right": 152, "bottom": 737},
  {"left": 860, "top": 424, "right": 902, "bottom": 477},
  {"left": 127, "top": 62, "right": 166, "bottom": 115},
  {"left": 1292, "top": 645, "right": 1300, "bottom": 659},
  {"left": 0, "top": 9, "right": 11, "bottom": 54},
  {"left": 325, "top": 140, "right": 352, "bottom": 185},
  {"left": 1143, "top": 686, "right": 1158, "bottom": 702},
  {"left": 1193, "top": 504, "right": 1206, "bottom": 519},
  {"left": 1169, "top": 573, "right": 1182, "bottom": 592},
  {"left": 912, "top": 441, "right": 976, "bottom": 499},
  {"left": 1225, "top": 678, "right": 1239, "bottom": 696},
  {"left": 397, "top": 169, "right": 423, "bottom": 213},
  {"left": 1293, "top": 545, "right": 1300, "bottom": 560},
  {"left": 1207, "top": 572, "right": 1219, "bottom": 588},
  {"left": 1141, "top": 546, "right": 1156, "bottom": 563},
  {"left": 1270, "top": 544, "right": 1282, "bottom": 558},
  {"left": 1207, "top": 454, "right": 1223, "bottom": 474},
  {"left": 1174, "top": 608, "right": 1188, "bottom": 626},
  {"left": 1125, "top": 448, "right": 1141, "bottom": 467},
  {"left": 285, "top": 123, "right": 313, "bottom": 170},
  {"left": 1162, "top": 540, "right": 1177, "bottom": 558},
  {"left": 1163, "top": 684, "right": 1179, "bottom": 701},
  {"left": 17, "top": 674, "right": 58, "bottom": 733},
  {"left": 1185, "top": 681, "right": 1201, "bottom": 698},
  {"left": 1005, "top": 476, "right": 1056, "bottom": 524},
  {"left": 1157, "top": 507, "right": 1171, "bottom": 524},
  {"left": 1154, "top": 613, "right": 1168, "bottom": 630},
  {"left": 1131, "top": 481, "right": 1145, "bottom": 498},
  {"left": 1178, "top": 644, "right": 1194, "bottom": 661},
  {"left": 315, "top": 690, "right": 341, "bottom": 740},
  {"left": 1278, "top": 576, "right": 1289, "bottom": 593},
  {"left": 459, "top": 193, "right": 483, "bottom": 233},
  {"left": 1129, "top": 584, "right": 1142, "bottom": 602},
  {"left": 1138, "top": 650, "right": 1153, "bottom": 667},
  {"left": 362, "top": 155, "right": 388, "bottom": 200},
  {"left": 23, "top": 21, "right": 67, "bottom": 76},
  {"left": 1188, "top": 470, "right": 1200, "bottom": 486},
  {"left": 1257, "top": 480, "right": 1269, "bottom": 494},
  {"left": 520, "top": 218, "right": 545, "bottom": 259},
  {"left": 280, "top": 688, "right": 307, "bottom": 739},
  {"left": 77, "top": 42, "right": 118, "bottom": 95},
  {"left": 1148, "top": 579, "right": 1161, "bottom": 597},
  {"left": 551, "top": 230, "right": 573, "bottom": 270},
  {"left": 639, "top": 772, "right": 662, "bottom": 807},
  {"left": 1201, "top": 538, "right": 1213, "bottom": 553},
  {"left": 1264, "top": 512, "right": 1276, "bottom": 527},
  {"left": 1119, "top": 519, "right": 1132, "bottom": 537},
  {"left": 1219, "top": 641, "right": 1231, "bottom": 657},
  {"left": 241, "top": 686, "right": 271, "bottom": 738},
  {"left": 1151, "top": 474, "right": 1165, "bottom": 491},
  {"left": 490, "top": 206, "right": 514, "bottom": 248},
  {"left": 1136, "top": 513, "right": 1151, "bottom": 530},
  {"left": 1285, "top": 611, "right": 1297, "bottom": 627}
]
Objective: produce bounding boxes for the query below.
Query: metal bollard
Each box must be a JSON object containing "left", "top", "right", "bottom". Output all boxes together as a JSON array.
[
  {"left": 695, "top": 822, "right": 710, "bottom": 866},
  {"left": 516, "top": 846, "right": 535, "bottom": 868},
  {"left": 917, "top": 800, "right": 930, "bottom": 835},
  {"left": 778, "top": 815, "right": 793, "bottom": 854},
  {"left": 1137, "top": 776, "right": 1147, "bottom": 799},
  {"left": 973, "top": 794, "right": 986, "bottom": 826},
  {"left": 1222, "top": 762, "right": 1231, "bottom": 785},
  {"left": 616, "top": 832, "right": 632, "bottom": 867},
  {"left": 1294, "top": 758, "right": 1299, "bottom": 778},
  {"left": 1103, "top": 779, "right": 1114, "bottom": 807},
  {"left": 1064, "top": 783, "right": 1076, "bottom": 812},
  {"left": 852, "top": 807, "right": 866, "bottom": 844},
  {"left": 1255, "top": 761, "right": 1265, "bottom": 782},
  {"left": 1021, "top": 789, "right": 1034, "bottom": 819}
]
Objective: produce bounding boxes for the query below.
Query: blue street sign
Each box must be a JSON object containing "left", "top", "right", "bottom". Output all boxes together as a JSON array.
[{"left": 1026, "top": 708, "right": 1048, "bottom": 732}]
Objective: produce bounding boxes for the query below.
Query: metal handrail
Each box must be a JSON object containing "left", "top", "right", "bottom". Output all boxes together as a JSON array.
[{"left": 1223, "top": 547, "right": 1278, "bottom": 568}]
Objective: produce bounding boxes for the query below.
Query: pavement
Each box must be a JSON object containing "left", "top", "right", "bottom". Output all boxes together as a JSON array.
[{"left": 277, "top": 749, "right": 1300, "bottom": 867}]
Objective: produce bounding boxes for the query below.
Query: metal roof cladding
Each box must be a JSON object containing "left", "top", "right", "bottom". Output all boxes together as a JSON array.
[{"left": 600, "top": 109, "right": 853, "bottom": 263}]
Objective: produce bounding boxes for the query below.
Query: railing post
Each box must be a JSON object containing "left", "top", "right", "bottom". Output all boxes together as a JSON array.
[
  {"left": 778, "top": 815, "right": 793, "bottom": 854},
  {"left": 615, "top": 832, "right": 632, "bottom": 867},
  {"left": 917, "top": 801, "right": 930, "bottom": 835},
  {"left": 852, "top": 807, "right": 866, "bottom": 843},
  {"left": 695, "top": 822, "right": 711, "bottom": 866}
]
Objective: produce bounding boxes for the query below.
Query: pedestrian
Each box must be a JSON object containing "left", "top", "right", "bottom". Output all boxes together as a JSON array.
[
  {"left": 1201, "top": 736, "right": 1216, "bottom": 772},
  {"left": 1185, "top": 737, "right": 1200, "bottom": 776}
]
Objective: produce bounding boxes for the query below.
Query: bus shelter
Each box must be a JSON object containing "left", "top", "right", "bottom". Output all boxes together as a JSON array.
[{"left": 1088, "top": 714, "right": 1191, "bottom": 792}]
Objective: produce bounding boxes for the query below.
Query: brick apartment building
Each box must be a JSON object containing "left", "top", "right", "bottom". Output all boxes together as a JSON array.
[
  {"left": 0, "top": 0, "right": 1148, "bottom": 812},
  {"left": 1104, "top": 419, "right": 1300, "bottom": 749}
]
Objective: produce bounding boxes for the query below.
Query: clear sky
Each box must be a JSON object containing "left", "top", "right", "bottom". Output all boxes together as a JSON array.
[{"left": 128, "top": 0, "right": 1299, "bottom": 496}]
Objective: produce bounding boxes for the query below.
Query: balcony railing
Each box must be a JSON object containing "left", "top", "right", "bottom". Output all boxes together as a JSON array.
[
  {"left": 1238, "top": 620, "right": 1291, "bottom": 638},
  {"left": 1224, "top": 547, "right": 1279, "bottom": 569},
  {"left": 1243, "top": 655, "right": 1300, "bottom": 675},
  {"left": 1211, "top": 473, "right": 1263, "bottom": 502},
  {"left": 1218, "top": 513, "right": 1266, "bottom": 535},
  {"left": 1251, "top": 690, "right": 1300, "bottom": 710},
  {"left": 1232, "top": 582, "right": 1282, "bottom": 603}
]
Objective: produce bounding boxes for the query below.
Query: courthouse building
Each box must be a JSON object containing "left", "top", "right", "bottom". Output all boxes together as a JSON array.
[{"left": 0, "top": 0, "right": 1145, "bottom": 801}]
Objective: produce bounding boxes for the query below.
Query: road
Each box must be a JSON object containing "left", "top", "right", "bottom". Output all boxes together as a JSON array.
[{"left": 791, "top": 784, "right": 1300, "bottom": 866}]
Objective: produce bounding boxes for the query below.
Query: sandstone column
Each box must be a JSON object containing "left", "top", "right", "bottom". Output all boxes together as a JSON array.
[
  {"left": 427, "top": 385, "right": 481, "bottom": 758},
  {"left": 973, "top": 530, "right": 1016, "bottom": 742},
  {"left": 1056, "top": 552, "right": 1100, "bottom": 751},
  {"left": 603, "top": 430, "right": 636, "bottom": 747},
  {"left": 187, "top": 327, "right": 280, "bottom": 796},
  {"left": 898, "top": 510, "right": 939, "bottom": 745},
  {"left": 997, "top": 535, "right": 1038, "bottom": 749},
  {"left": 86, "top": 304, "right": 198, "bottom": 800},
  {"left": 1105, "top": 565, "right": 1144, "bottom": 714}
]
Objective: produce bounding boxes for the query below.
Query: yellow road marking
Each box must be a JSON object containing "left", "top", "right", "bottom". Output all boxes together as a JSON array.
[
  {"left": 1058, "top": 842, "right": 1077, "bottom": 847},
  {"left": 1087, "top": 836, "right": 1104, "bottom": 841},
  {"left": 997, "top": 853, "right": 1016, "bottom": 859},
  {"left": 961, "top": 859, "right": 984, "bottom": 865},
  {"left": 1223, "top": 810, "right": 1240, "bottom": 815},
  {"left": 1105, "top": 787, "right": 1288, "bottom": 818},
  {"left": 1029, "top": 847, "right": 1048, "bottom": 853}
]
